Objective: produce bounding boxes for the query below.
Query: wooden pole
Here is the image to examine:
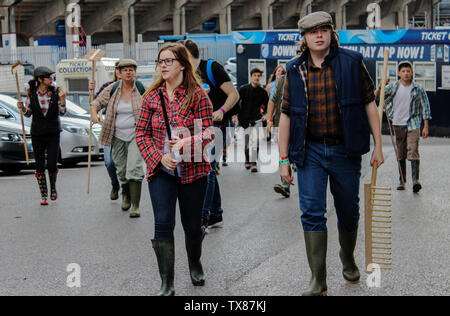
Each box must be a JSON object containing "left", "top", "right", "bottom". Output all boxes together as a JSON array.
[
  {"left": 11, "top": 63, "right": 30, "bottom": 165},
  {"left": 87, "top": 59, "right": 96, "bottom": 194}
]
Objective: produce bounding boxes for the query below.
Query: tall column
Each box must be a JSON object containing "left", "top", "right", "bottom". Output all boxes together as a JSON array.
[
  {"left": 1, "top": 7, "right": 9, "bottom": 47},
  {"left": 219, "top": 8, "right": 227, "bottom": 34},
  {"left": 65, "top": 2, "right": 81, "bottom": 59},
  {"left": 173, "top": 7, "right": 181, "bottom": 35},
  {"left": 122, "top": 10, "right": 130, "bottom": 58},
  {"left": 227, "top": 5, "right": 232, "bottom": 34},
  {"left": 181, "top": 6, "right": 186, "bottom": 35},
  {"left": 129, "top": 6, "right": 136, "bottom": 60}
]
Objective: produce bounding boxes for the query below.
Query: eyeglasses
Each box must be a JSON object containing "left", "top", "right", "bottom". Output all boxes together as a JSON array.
[{"left": 156, "top": 58, "right": 178, "bottom": 66}]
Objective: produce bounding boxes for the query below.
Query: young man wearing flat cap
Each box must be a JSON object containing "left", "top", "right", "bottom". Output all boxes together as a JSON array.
[
  {"left": 376, "top": 61, "right": 431, "bottom": 193},
  {"left": 278, "top": 11, "right": 384, "bottom": 296},
  {"left": 91, "top": 59, "right": 146, "bottom": 218}
]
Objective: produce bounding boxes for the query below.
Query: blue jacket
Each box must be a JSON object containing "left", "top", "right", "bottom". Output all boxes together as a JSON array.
[{"left": 285, "top": 47, "right": 371, "bottom": 166}]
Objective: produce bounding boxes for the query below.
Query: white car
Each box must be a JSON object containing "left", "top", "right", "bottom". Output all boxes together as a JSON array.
[
  {"left": 0, "top": 94, "right": 102, "bottom": 167},
  {"left": 224, "top": 57, "right": 237, "bottom": 74}
]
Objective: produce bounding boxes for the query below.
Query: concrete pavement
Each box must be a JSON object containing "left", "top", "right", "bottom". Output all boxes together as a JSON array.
[{"left": 0, "top": 136, "right": 448, "bottom": 296}]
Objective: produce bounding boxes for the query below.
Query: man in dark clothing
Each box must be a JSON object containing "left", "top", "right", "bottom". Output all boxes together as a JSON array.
[
  {"left": 181, "top": 39, "right": 240, "bottom": 230},
  {"left": 238, "top": 68, "right": 269, "bottom": 172}
]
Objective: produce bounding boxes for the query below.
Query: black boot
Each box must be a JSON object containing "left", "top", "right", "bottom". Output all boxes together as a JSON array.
[
  {"left": 121, "top": 183, "right": 131, "bottom": 211},
  {"left": 338, "top": 230, "right": 360, "bottom": 284},
  {"left": 185, "top": 232, "right": 206, "bottom": 286},
  {"left": 35, "top": 172, "right": 48, "bottom": 206},
  {"left": 302, "top": 231, "right": 328, "bottom": 296},
  {"left": 412, "top": 160, "right": 422, "bottom": 193},
  {"left": 49, "top": 170, "right": 58, "bottom": 201},
  {"left": 152, "top": 239, "right": 175, "bottom": 296},
  {"left": 397, "top": 159, "right": 406, "bottom": 191},
  {"left": 110, "top": 182, "right": 120, "bottom": 201}
]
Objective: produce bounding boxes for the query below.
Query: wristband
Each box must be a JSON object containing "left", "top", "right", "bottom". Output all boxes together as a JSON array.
[
  {"left": 279, "top": 158, "right": 290, "bottom": 166},
  {"left": 219, "top": 108, "right": 225, "bottom": 114}
]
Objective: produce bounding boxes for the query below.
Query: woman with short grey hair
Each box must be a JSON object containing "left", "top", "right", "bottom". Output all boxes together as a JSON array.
[{"left": 90, "top": 59, "right": 146, "bottom": 218}]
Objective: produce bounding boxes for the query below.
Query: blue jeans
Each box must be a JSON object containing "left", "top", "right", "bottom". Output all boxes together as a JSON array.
[
  {"left": 103, "top": 145, "right": 119, "bottom": 185},
  {"left": 297, "top": 141, "right": 362, "bottom": 233},
  {"left": 148, "top": 171, "right": 207, "bottom": 240},
  {"left": 202, "top": 146, "right": 223, "bottom": 219}
]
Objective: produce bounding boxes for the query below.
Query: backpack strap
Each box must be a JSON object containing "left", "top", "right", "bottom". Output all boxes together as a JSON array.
[
  {"left": 135, "top": 80, "right": 146, "bottom": 95},
  {"left": 110, "top": 81, "right": 120, "bottom": 97},
  {"left": 110, "top": 80, "right": 146, "bottom": 97},
  {"left": 206, "top": 60, "right": 217, "bottom": 89}
]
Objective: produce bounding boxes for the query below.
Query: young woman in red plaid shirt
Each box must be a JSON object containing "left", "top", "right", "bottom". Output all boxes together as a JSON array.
[
  {"left": 135, "top": 43, "right": 213, "bottom": 296},
  {"left": 18, "top": 67, "right": 67, "bottom": 206}
]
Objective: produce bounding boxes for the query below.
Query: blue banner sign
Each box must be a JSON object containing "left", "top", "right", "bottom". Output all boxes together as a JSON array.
[
  {"left": 341, "top": 45, "right": 430, "bottom": 61},
  {"left": 261, "top": 44, "right": 298, "bottom": 59},
  {"left": 261, "top": 43, "right": 432, "bottom": 61},
  {"left": 233, "top": 30, "right": 450, "bottom": 45}
]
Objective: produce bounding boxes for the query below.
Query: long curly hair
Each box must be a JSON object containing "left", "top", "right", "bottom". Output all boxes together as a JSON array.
[{"left": 146, "top": 43, "right": 203, "bottom": 111}]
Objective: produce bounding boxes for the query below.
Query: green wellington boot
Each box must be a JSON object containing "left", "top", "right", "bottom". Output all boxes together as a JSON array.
[
  {"left": 338, "top": 230, "right": 360, "bottom": 284},
  {"left": 121, "top": 183, "right": 131, "bottom": 211},
  {"left": 129, "top": 181, "right": 142, "bottom": 218},
  {"left": 152, "top": 239, "right": 175, "bottom": 296},
  {"left": 302, "top": 231, "right": 328, "bottom": 296},
  {"left": 185, "top": 232, "right": 206, "bottom": 286}
]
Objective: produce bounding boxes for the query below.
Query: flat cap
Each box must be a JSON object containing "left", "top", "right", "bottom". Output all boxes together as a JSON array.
[
  {"left": 33, "top": 66, "right": 55, "bottom": 78},
  {"left": 398, "top": 60, "right": 413, "bottom": 70},
  {"left": 298, "top": 11, "right": 334, "bottom": 35},
  {"left": 117, "top": 59, "right": 138, "bottom": 69}
]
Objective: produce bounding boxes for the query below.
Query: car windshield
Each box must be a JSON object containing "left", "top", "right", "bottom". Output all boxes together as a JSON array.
[{"left": 66, "top": 100, "right": 88, "bottom": 115}]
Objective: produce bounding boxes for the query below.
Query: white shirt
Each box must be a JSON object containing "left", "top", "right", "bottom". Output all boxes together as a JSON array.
[
  {"left": 114, "top": 98, "right": 135, "bottom": 142},
  {"left": 392, "top": 82, "right": 413, "bottom": 126}
]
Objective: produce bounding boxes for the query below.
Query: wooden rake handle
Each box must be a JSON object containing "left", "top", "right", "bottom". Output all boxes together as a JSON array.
[{"left": 11, "top": 63, "right": 30, "bottom": 166}]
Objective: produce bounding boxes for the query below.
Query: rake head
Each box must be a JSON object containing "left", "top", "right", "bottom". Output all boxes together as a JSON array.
[{"left": 364, "top": 182, "right": 392, "bottom": 272}]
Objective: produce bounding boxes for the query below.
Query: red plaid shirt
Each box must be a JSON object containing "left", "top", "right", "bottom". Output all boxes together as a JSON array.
[{"left": 135, "top": 82, "right": 214, "bottom": 184}]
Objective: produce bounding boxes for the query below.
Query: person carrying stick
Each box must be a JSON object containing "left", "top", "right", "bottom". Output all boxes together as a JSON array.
[
  {"left": 17, "top": 67, "right": 66, "bottom": 206},
  {"left": 375, "top": 61, "right": 432, "bottom": 193},
  {"left": 278, "top": 12, "right": 384, "bottom": 296}
]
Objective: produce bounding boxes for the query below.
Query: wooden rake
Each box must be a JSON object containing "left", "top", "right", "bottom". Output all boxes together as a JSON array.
[
  {"left": 364, "top": 49, "right": 392, "bottom": 272},
  {"left": 11, "top": 62, "right": 30, "bottom": 166},
  {"left": 84, "top": 49, "right": 106, "bottom": 194}
]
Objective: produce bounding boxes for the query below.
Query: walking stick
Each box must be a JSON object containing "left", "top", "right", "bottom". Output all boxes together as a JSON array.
[
  {"left": 11, "top": 62, "right": 30, "bottom": 166},
  {"left": 364, "top": 49, "right": 393, "bottom": 273},
  {"left": 84, "top": 49, "right": 106, "bottom": 194}
]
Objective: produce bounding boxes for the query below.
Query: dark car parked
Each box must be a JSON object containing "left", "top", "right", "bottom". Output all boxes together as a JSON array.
[{"left": 0, "top": 107, "right": 34, "bottom": 173}]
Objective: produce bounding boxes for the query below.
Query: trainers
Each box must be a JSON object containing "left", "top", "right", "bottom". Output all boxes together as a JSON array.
[
  {"left": 245, "top": 162, "right": 251, "bottom": 170},
  {"left": 397, "top": 184, "right": 405, "bottom": 191},
  {"left": 251, "top": 163, "right": 258, "bottom": 173},
  {"left": 274, "top": 184, "right": 290, "bottom": 198},
  {"left": 208, "top": 215, "right": 223, "bottom": 228}
]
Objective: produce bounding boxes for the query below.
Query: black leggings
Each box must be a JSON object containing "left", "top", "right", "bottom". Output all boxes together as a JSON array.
[{"left": 32, "top": 133, "right": 60, "bottom": 173}]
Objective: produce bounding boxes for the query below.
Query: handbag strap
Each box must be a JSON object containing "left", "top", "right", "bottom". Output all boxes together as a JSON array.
[
  {"left": 159, "top": 90, "right": 180, "bottom": 180},
  {"left": 159, "top": 90, "right": 172, "bottom": 140}
]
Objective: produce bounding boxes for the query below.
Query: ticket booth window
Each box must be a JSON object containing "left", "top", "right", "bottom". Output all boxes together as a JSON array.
[
  {"left": 413, "top": 62, "right": 436, "bottom": 92},
  {"left": 67, "top": 79, "right": 89, "bottom": 92},
  {"left": 376, "top": 61, "right": 398, "bottom": 88}
]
